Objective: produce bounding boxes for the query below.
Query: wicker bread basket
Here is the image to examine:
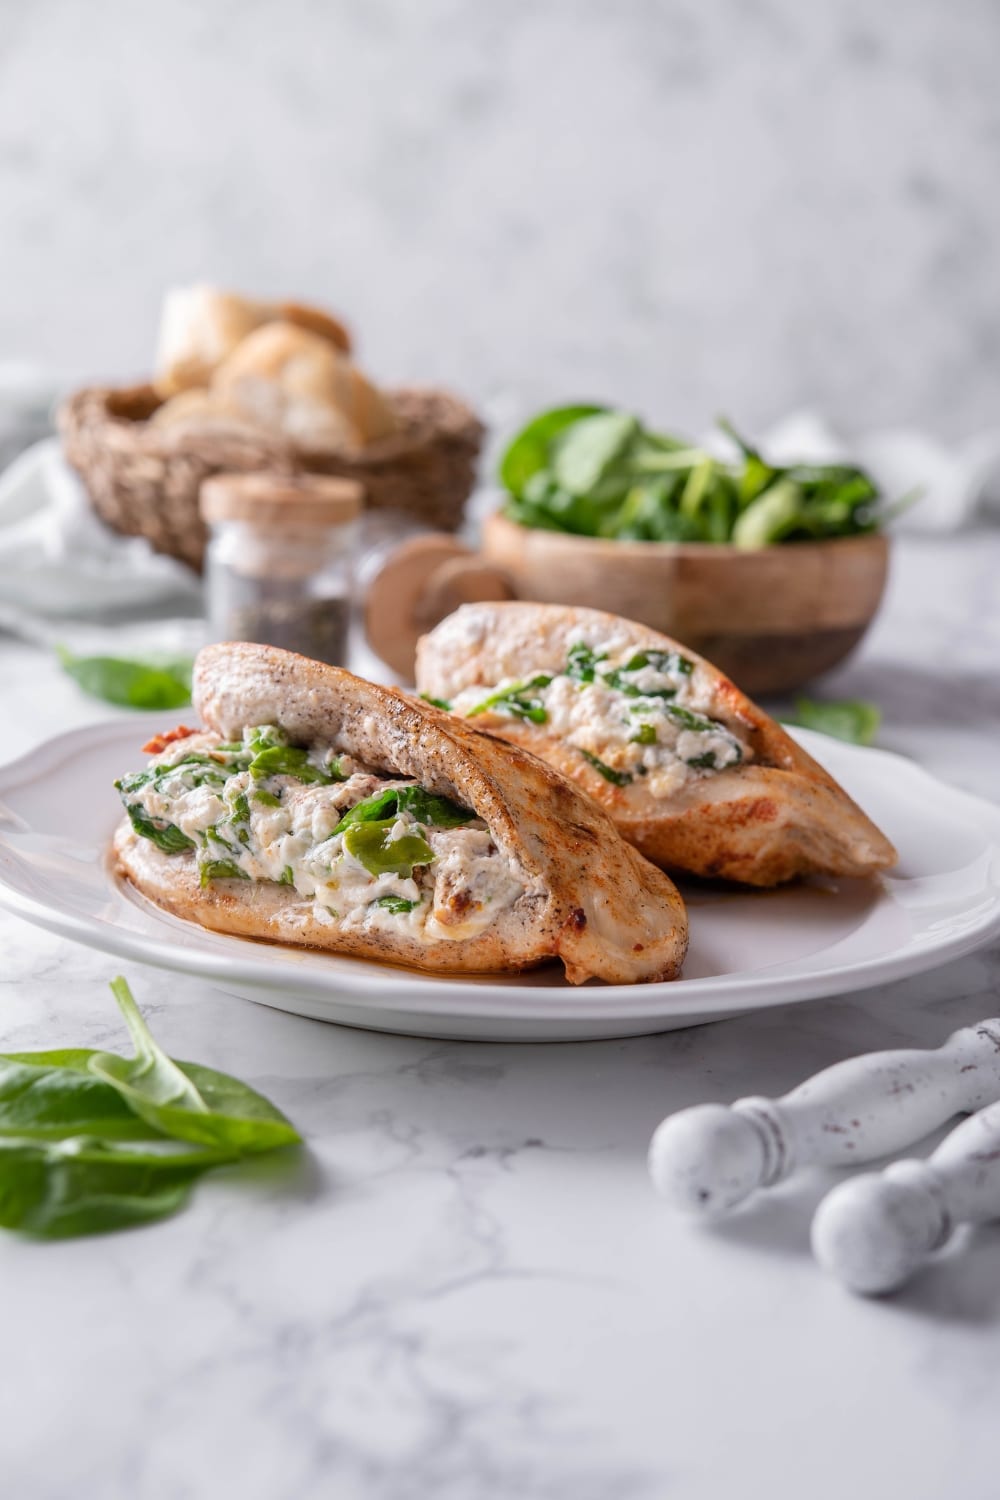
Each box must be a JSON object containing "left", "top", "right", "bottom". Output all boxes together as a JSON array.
[{"left": 59, "top": 383, "right": 484, "bottom": 573}]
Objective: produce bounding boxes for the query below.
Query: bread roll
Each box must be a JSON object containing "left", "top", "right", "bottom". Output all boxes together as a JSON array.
[
  {"left": 212, "top": 322, "right": 397, "bottom": 449},
  {"left": 148, "top": 387, "right": 261, "bottom": 436},
  {"left": 153, "top": 285, "right": 352, "bottom": 397}
]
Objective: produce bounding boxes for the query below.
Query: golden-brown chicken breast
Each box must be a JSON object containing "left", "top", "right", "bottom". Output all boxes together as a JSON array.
[
  {"left": 113, "top": 644, "right": 687, "bottom": 985},
  {"left": 415, "top": 603, "right": 897, "bottom": 887}
]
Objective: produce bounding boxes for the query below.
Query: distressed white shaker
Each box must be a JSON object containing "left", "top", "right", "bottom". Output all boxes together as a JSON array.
[
  {"left": 648, "top": 1019, "right": 1000, "bottom": 1217},
  {"left": 812, "top": 1093, "right": 1000, "bottom": 1294}
]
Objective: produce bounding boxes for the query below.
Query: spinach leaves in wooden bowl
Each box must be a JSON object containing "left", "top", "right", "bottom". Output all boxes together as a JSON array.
[{"left": 500, "top": 407, "right": 892, "bottom": 546}]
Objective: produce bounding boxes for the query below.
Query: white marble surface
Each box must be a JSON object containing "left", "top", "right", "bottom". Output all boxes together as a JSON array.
[
  {"left": 2, "top": 2, "right": 1000, "bottom": 441},
  {"left": 0, "top": 532, "right": 997, "bottom": 1498}
]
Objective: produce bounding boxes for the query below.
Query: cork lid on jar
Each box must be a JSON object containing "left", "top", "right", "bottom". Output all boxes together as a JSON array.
[{"left": 199, "top": 472, "right": 364, "bottom": 528}]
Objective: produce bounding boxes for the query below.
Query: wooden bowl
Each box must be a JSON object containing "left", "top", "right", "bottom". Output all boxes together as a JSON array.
[{"left": 480, "top": 513, "right": 889, "bottom": 697}]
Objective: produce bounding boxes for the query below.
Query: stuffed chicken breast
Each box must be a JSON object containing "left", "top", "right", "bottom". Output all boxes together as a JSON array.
[
  {"left": 113, "top": 644, "right": 688, "bottom": 984},
  {"left": 416, "top": 603, "right": 897, "bottom": 886}
]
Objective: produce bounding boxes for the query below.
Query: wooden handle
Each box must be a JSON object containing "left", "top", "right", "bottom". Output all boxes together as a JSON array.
[
  {"left": 648, "top": 1019, "right": 1000, "bottom": 1217},
  {"left": 363, "top": 534, "right": 515, "bottom": 682},
  {"left": 812, "top": 1096, "right": 1000, "bottom": 1294}
]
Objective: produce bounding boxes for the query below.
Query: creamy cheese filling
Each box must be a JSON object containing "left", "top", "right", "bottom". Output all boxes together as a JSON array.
[
  {"left": 116, "top": 724, "right": 527, "bottom": 941},
  {"left": 448, "top": 642, "right": 747, "bottom": 798}
]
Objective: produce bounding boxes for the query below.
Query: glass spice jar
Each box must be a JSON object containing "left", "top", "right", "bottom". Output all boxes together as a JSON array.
[{"left": 199, "top": 473, "right": 363, "bottom": 665}]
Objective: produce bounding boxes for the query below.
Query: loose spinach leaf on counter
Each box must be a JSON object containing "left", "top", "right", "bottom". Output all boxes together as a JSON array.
[
  {"left": 500, "top": 407, "right": 892, "bottom": 545},
  {"left": 0, "top": 979, "right": 302, "bottom": 1239},
  {"left": 0, "top": 1053, "right": 162, "bottom": 1142},
  {"left": 57, "top": 649, "right": 194, "bottom": 710},
  {"left": 89, "top": 979, "right": 301, "bottom": 1156},
  {"left": 0, "top": 1136, "right": 221, "bottom": 1239},
  {"left": 786, "top": 698, "right": 881, "bottom": 746}
]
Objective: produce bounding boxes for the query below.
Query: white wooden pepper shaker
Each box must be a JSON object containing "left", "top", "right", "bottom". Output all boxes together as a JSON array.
[
  {"left": 812, "top": 1096, "right": 1000, "bottom": 1294},
  {"left": 648, "top": 1019, "right": 1000, "bottom": 1218}
]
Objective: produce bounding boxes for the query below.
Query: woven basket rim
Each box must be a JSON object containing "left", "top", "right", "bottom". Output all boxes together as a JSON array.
[{"left": 59, "top": 381, "right": 484, "bottom": 469}]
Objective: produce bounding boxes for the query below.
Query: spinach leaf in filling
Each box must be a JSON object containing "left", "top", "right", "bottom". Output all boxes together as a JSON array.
[
  {"left": 249, "top": 744, "right": 343, "bottom": 785},
  {"left": 370, "top": 895, "right": 420, "bottom": 914},
  {"left": 342, "top": 822, "right": 435, "bottom": 878},
  {"left": 578, "top": 750, "right": 633, "bottom": 786},
  {"left": 335, "top": 785, "right": 473, "bottom": 832},
  {"left": 467, "top": 675, "right": 553, "bottom": 724},
  {"left": 123, "top": 804, "right": 194, "bottom": 854},
  {"left": 199, "top": 859, "right": 250, "bottom": 887}
]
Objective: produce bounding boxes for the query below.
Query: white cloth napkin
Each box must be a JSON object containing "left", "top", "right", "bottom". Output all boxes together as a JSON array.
[
  {"left": 0, "top": 438, "right": 201, "bottom": 627},
  {"left": 753, "top": 411, "right": 1000, "bottom": 533}
]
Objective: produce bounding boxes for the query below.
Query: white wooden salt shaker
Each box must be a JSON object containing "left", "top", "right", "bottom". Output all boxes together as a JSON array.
[
  {"left": 812, "top": 1095, "right": 1000, "bottom": 1294},
  {"left": 648, "top": 1019, "right": 1000, "bottom": 1218}
]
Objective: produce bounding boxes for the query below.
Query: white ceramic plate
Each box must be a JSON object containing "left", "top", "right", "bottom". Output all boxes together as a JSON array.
[{"left": 0, "top": 717, "right": 997, "bottom": 1041}]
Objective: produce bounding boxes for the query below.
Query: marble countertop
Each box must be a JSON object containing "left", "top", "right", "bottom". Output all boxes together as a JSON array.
[{"left": 0, "top": 533, "right": 998, "bottom": 1500}]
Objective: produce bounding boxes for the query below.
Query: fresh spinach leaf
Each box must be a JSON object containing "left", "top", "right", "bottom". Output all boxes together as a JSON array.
[
  {"left": 499, "top": 406, "right": 891, "bottom": 545},
  {"left": 731, "top": 477, "right": 806, "bottom": 548},
  {"left": 551, "top": 412, "right": 639, "bottom": 495},
  {"left": 89, "top": 978, "right": 302, "bottom": 1156},
  {"left": 788, "top": 698, "right": 881, "bottom": 746},
  {"left": 342, "top": 822, "right": 435, "bottom": 878},
  {"left": 0, "top": 1136, "right": 221, "bottom": 1239},
  {"left": 58, "top": 649, "right": 194, "bottom": 710},
  {"left": 0, "top": 979, "right": 303, "bottom": 1239},
  {"left": 0, "top": 1054, "right": 163, "bottom": 1142},
  {"left": 500, "top": 405, "right": 607, "bottom": 498}
]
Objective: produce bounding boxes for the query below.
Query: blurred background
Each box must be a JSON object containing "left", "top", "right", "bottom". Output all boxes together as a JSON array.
[{"left": 2, "top": 0, "right": 998, "bottom": 439}]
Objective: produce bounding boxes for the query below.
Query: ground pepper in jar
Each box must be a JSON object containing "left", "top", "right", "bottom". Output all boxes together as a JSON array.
[{"left": 200, "top": 473, "right": 363, "bottom": 665}]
